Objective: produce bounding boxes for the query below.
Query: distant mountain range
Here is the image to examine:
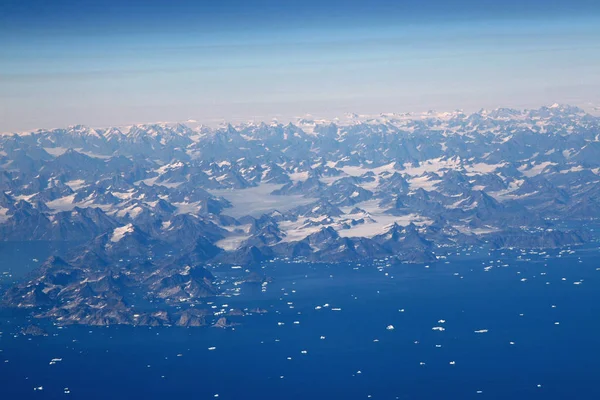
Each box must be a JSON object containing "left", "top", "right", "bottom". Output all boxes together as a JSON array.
[{"left": 1, "top": 104, "right": 598, "bottom": 326}]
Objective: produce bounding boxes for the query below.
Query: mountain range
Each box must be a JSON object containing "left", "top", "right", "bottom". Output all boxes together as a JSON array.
[{"left": 1, "top": 104, "right": 598, "bottom": 326}]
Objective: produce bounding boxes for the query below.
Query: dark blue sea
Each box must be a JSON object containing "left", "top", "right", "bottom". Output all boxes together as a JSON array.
[{"left": 2, "top": 244, "right": 600, "bottom": 399}]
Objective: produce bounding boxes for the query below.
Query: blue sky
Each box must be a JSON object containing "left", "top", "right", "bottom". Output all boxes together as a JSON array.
[{"left": 2, "top": 0, "right": 600, "bottom": 131}]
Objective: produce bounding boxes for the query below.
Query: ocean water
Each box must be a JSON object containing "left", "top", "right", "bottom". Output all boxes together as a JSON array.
[
  {"left": 0, "top": 241, "right": 73, "bottom": 284},
  {"left": 1, "top": 245, "right": 600, "bottom": 399}
]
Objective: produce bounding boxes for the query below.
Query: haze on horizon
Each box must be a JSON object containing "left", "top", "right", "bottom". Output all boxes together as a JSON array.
[{"left": 2, "top": 0, "right": 600, "bottom": 132}]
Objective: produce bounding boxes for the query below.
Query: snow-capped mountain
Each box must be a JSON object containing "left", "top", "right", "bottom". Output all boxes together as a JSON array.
[{"left": 2, "top": 104, "right": 599, "bottom": 326}]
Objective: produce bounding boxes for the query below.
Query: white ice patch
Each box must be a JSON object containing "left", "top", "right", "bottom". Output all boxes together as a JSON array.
[
  {"left": 115, "top": 205, "right": 143, "bottom": 219},
  {"left": 559, "top": 166, "right": 584, "bottom": 174},
  {"left": 43, "top": 147, "right": 69, "bottom": 157},
  {"left": 288, "top": 171, "right": 310, "bottom": 182},
  {"left": 278, "top": 218, "right": 324, "bottom": 243},
  {"left": 173, "top": 202, "right": 202, "bottom": 215},
  {"left": 454, "top": 226, "right": 500, "bottom": 235},
  {"left": 79, "top": 150, "right": 110, "bottom": 159},
  {"left": 215, "top": 235, "right": 252, "bottom": 251},
  {"left": 111, "top": 224, "right": 134, "bottom": 242},
  {"left": 518, "top": 161, "right": 556, "bottom": 177},
  {"left": 156, "top": 161, "right": 185, "bottom": 174},
  {"left": 46, "top": 195, "right": 77, "bottom": 211},
  {"left": 111, "top": 191, "right": 135, "bottom": 200},
  {"left": 276, "top": 197, "right": 431, "bottom": 242},
  {"left": 65, "top": 179, "right": 87, "bottom": 191},
  {"left": 340, "top": 162, "right": 396, "bottom": 178},
  {"left": 400, "top": 157, "right": 460, "bottom": 176},
  {"left": 490, "top": 179, "right": 524, "bottom": 201},
  {"left": 209, "top": 183, "right": 315, "bottom": 218},
  {"left": 408, "top": 175, "right": 441, "bottom": 191},
  {"left": 465, "top": 162, "right": 506, "bottom": 174}
]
